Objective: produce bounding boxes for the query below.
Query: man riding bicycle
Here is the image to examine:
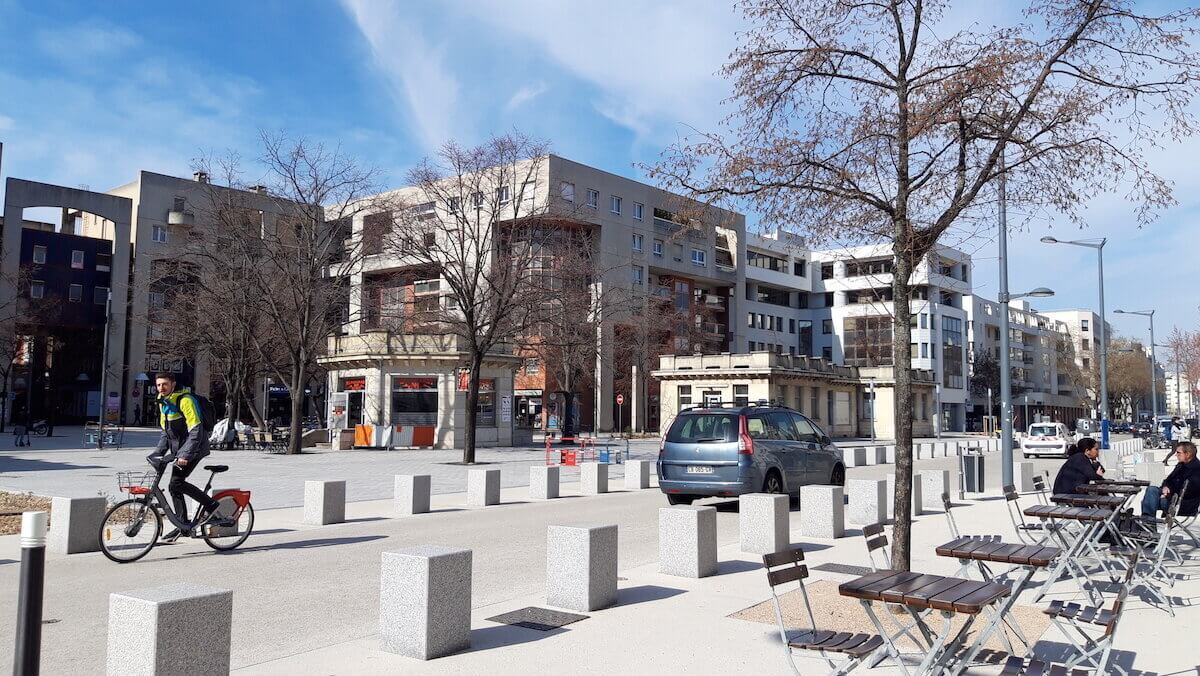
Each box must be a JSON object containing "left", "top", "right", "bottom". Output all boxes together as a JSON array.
[{"left": 147, "top": 373, "right": 231, "bottom": 542}]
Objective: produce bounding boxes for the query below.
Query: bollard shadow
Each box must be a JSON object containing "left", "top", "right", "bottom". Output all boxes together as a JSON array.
[
  {"left": 252, "top": 528, "right": 295, "bottom": 536},
  {"left": 0, "top": 558, "right": 16, "bottom": 566},
  {"left": 614, "top": 584, "right": 686, "bottom": 607},
  {"left": 787, "top": 542, "right": 833, "bottom": 553},
  {"left": 343, "top": 516, "right": 389, "bottom": 525},
  {"left": 717, "top": 559, "right": 762, "bottom": 575},
  {"left": 466, "top": 624, "right": 568, "bottom": 652},
  {"left": 179, "top": 534, "right": 388, "bottom": 557}
]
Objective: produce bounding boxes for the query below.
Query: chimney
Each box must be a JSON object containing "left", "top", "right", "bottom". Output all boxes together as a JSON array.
[
  {"left": 251, "top": 184, "right": 268, "bottom": 194},
  {"left": 193, "top": 171, "right": 209, "bottom": 183}
]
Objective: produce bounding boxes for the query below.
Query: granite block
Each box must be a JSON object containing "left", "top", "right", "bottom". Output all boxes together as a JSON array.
[
  {"left": 841, "top": 447, "right": 866, "bottom": 468},
  {"left": 106, "top": 583, "right": 232, "bottom": 675},
  {"left": 581, "top": 462, "right": 608, "bottom": 495},
  {"left": 886, "top": 473, "right": 924, "bottom": 519},
  {"left": 738, "top": 493, "right": 789, "bottom": 554},
  {"left": 658, "top": 506, "right": 717, "bottom": 578},
  {"left": 48, "top": 496, "right": 107, "bottom": 554},
  {"left": 530, "top": 465, "right": 560, "bottom": 500},
  {"left": 467, "top": 469, "right": 500, "bottom": 506},
  {"left": 304, "top": 480, "right": 345, "bottom": 525},
  {"left": 884, "top": 445, "right": 896, "bottom": 464},
  {"left": 847, "top": 478, "right": 887, "bottom": 526},
  {"left": 545, "top": 524, "right": 618, "bottom": 611},
  {"left": 799, "top": 485, "right": 844, "bottom": 539},
  {"left": 395, "top": 475, "right": 431, "bottom": 515},
  {"left": 380, "top": 546, "right": 472, "bottom": 660},
  {"left": 1013, "top": 462, "right": 1036, "bottom": 492},
  {"left": 624, "top": 460, "right": 651, "bottom": 490},
  {"left": 1135, "top": 462, "right": 1166, "bottom": 485},
  {"left": 920, "top": 470, "right": 950, "bottom": 511},
  {"left": 868, "top": 446, "right": 887, "bottom": 465}
]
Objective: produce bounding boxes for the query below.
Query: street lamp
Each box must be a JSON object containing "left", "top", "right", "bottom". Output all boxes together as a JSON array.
[
  {"left": 1114, "top": 309, "right": 1158, "bottom": 421},
  {"left": 1041, "top": 236, "right": 1109, "bottom": 447},
  {"left": 997, "top": 282, "right": 1055, "bottom": 488}
]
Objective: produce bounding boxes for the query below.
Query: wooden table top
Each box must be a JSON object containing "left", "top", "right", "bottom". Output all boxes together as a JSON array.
[
  {"left": 839, "top": 570, "right": 1009, "bottom": 614},
  {"left": 1096, "top": 478, "right": 1150, "bottom": 487},
  {"left": 1023, "top": 504, "right": 1113, "bottom": 522},
  {"left": 1076, "top": 483, "right": 1141, "bottom": 496},
  {"left": 1050, "top": 494, "right": 1126, "bottom": 509},
  {"left": 935, "top": 538, "right": 1061, "bottom": 567}
]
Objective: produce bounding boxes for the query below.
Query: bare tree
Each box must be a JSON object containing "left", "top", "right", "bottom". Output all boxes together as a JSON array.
[
  {"left": 383, "top": 132, "right": 556, "bottom": 463},
  {"left": 1054, "top": 334, "right": 1092, "bottom": 412},
  {"left": 1164, "top": 327, "right": 1200, "bottom": 415},
  {"left": 651, "top": 0, "right": 1200, "bottom": 570},
  {"left": 1107, "top": 336, "right": 1155, "bottom": 417}
]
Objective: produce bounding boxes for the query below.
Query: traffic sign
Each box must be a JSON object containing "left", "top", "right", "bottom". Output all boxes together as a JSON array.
[{"left": 616, "top": 394, "right": 625, "bottom": 405}]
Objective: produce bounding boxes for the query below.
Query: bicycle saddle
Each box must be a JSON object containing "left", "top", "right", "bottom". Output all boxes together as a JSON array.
[{"left": 204, "top": 464, "right": 229, "bottom": 473}]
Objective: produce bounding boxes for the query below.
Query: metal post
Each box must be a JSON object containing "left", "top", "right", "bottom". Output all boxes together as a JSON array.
[
  {"left": 97, "top": 291, "right": 112, "bottom": 450},
  {"left": 1096, "top": 245, "right": 1110, "bottom": 449},
  {"left": 14, "top": 511, "right": 47, "bottom": 676},
  {"left": 869, "top": 379, "right": 876, "bottom": 441},
  {"left": 1148, "top": 313, "right": 1158, "bottom": 419},
  {"left": 987, "top": 387, "right": 993, "bottom": 436},
  {"left": 998, "top": 157, "right": 1015, "bottom": 488}
]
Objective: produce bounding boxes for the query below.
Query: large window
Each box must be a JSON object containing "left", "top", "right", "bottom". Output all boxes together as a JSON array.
[
  {"left": 475, "top": 378, "right": 496, "bottom": 426},
  {"left": 845, "top": 258, "right": 893, "bottom": 277},
  {"left": 678, "top": 385, "right": 693, "bottom": 411},
  {"left": 942, "top": 316, "right": 964, "bottom": 388},
  {"left": 756, "top": 286, "right": 790, "bottom": 307},
  {"left": 734, "top": 384, "right": 749, "bottom": 407},
  {"left": 71, "top": 250, "right": 85, "bottom": 269},
  {"left": 32, "top": 245, "right": 47, "bottom": 264},
  {"left": 793, "top": 260, "right": 807, "bottom": 277},
  {"left": 392, "top": 377, "right": 438, "bottom": 425},
  {"left": 747, "top": 250, "right": 787, "bottom": 272},
  {"left": 690, "top": 249, "right": 707, "bottom": 267},
  {"left": 843, "top": 315, "right": 893, "bottom": 366}
]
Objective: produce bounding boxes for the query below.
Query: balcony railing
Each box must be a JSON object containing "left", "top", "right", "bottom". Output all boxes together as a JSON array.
[{"left": 325, "top": 331, "right": 512, "bottom": 359}]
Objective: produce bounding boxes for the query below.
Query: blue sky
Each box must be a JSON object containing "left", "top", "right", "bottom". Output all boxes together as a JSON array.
[{"left": 1, "top": 0, "right": 1196, "bottom": 341}]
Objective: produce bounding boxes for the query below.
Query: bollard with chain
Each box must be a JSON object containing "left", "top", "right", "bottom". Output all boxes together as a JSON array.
[{"left": 14, "top": 511, "right": 47, "bottom": 676}]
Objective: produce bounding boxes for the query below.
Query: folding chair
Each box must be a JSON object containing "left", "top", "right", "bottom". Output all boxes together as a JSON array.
[
  {"left": 941, "top": 492, "right": 1003, "bottom": 542},
  {"left": 1031, "top": 475, "right": 1050, "bottom": 505},
  {"left": 1175, "top": 513, "right": 1200, "bottom": 548},
  {"left": 1003, "top": 485, "right": 1056, "bottom": 545},
  {"left": 1114, "top": 484, "right": 1187, "bottom": 614},
  {"left": 762, "top": 548, "right": 887, "bottom": 675}
]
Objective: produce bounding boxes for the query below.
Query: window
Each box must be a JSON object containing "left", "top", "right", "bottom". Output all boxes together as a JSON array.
[
  {"left": 822, "top": 319, "right": 832, "bottom": 334},
  {"left": 789, "top": 318, "right": 796, "bottom": 334},
  {"left": 610, "top": 195, "right": 622, "bottom": 214},
  {"left": 586, "top": 189, "right": 599, "bottom": 209},
  {"left": 1081, "top": 319, "right": 1089, "bottom": 331},
  {"left": 632, "top": 233, "right": 643, "bottom": 252},
  {"left": 843, "top": 315, "right": 894, "bottom": 366},
  {"left": 70, "top": 250, "right": 85, "bottom": 269},
  {"left": 821, "top": 263, "right": 834, "bottom": 280},
  {"left": 151, "top": 225, "right": 168, "bottom": 243},
  {"left": 747, "top": 313, "right": 755, "bottom": 328},
  {"left": 96, "top": 253, "right": 112, "bottom": 272},
  {"left": 824, "top": 292, "right": 834, "bottom": 307},
  {"left": 392, "top": 377, "right": 438, "bottom": 425},
  {"left": 632, "top": 265, "right": 643, "bottom": 285},
  {"left": 665, "top": 414, "right": 738, "bottom": 442},
  {"left": 919, "top": 314, "right": 927, "bottom": 329},
  {"left": 472, "top": 191, "right": 485, "bottom": 209},
  {"left": 149, "top": 291, "right": 165, "bottom": 310},
  {"left": 941, "top": 316, "right": 964, "bottom": 388},
  {"left": 1081, "top": 338, "right": 1090, "bottom": 351},
  {"left": 633, "top": 202, "right": 644, "bottom": 221},
  {"left": 921, "top": 342, "right": 929, "bottom": 359},
  {"left": 524, "top": 358, "right": 539, "bottom": 375},
  {"left": 678, "top": 385, "right": 693, "bottom": 410},
  {"left": 845, "top": 258, "right": 893, "bottom": 277},
  {"left": 756, "top": 286, "right": 790, "bottom": 307},
  {"left": 69, "top": 283, "right": 82, "bottom": 302},
  {"left": 822, "top": 346, "right": 832, "bottom": 361},
  {"left": 93, "top": 286, "right": 109, "bottom": 305},
  {"left": 172, "top": 196, "right": 186, "bottom": 212},
  {"left": 747, "top": 250, "right": 787, "bottom": 272},
  {"left": 673, "top": 243, "right": 684, "bottom": 261},
  {"left": 652, "top": 239, "right": 663, "bottom": 257},
  {"left": 32, "top": 246, "right": 47, "bottom": 264},
  {"left": 474, "top": 378, "right": 497, "bottom": 426},
  {"left": 496, "top": 186, "right": 510, "bottom": 204},
  {"left": 810, "top": 387, "right": 821, "bottom": 418},
  {"left": 690, "top": 249, "right": 707, "bottom": 267},
  {"left": 793, "top": 260, "right": 807, "bottom": 277},
  {"left": 30, "top": 280, "right": 44, "bottom": 299},
  {"left": 560, "top": 181, "right": 575, "bottom": 201},
  {"left": 1082, "top": 357, "right": 1091, "bottom": 369},
  {"left": 422, "top": 232, "right": 436, "bottom": 247},
  {"left": 734, "top": 384, "right": 749, "bottom": 407}
]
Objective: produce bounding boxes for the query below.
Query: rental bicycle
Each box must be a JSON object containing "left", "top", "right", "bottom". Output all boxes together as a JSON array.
[{"left": 98, "top": 454, "right": 254, "bottom": 563}]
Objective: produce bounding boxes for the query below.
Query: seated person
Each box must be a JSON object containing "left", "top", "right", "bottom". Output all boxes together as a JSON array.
[
  {"left": 1142, "top": 441, "right": 1200, "bottom": 517},
  {"left": 1052, "top": 437, "right": 1103, "bottom": 495}
]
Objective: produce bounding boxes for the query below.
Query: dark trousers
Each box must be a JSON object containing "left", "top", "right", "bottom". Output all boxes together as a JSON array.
[
  {"left": 168, "top": 461, "right": 219, "bottom": 522},
  {"left": 1142, "top": 485, "right": 1171, "bottom": 517}
]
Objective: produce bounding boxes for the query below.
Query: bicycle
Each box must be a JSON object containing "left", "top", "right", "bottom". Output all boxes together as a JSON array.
[{"left": 98, "top": 455, "right": 254, "bottom": 563}]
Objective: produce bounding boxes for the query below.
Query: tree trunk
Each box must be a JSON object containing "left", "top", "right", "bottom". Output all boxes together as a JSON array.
[
  {"left": 244, "top": 386, "right": 267, "bottom": 429},
  {"left": 462, "top": 352, "right": 484, "bottom": 464},
  {"left": 890, "top": 246, "right": 916, "bottom": 572},
  {"left": 287, "top": 366, "right": 305, "bottom": 454}
]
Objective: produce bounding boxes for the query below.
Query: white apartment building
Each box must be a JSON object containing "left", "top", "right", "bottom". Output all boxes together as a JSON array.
[
  {"left": 1041, "top": 309, "right": 1107, "bottom": 418},
  {"left": 1164, "top": 370, "right": 1197, "bottom": 416},
  {"left": 742, "top": 230, "right": 813, "bottom": 356}
]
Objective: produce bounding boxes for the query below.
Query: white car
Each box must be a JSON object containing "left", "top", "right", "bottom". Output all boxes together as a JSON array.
[{"left": 1021, "top": 423, "right": 1072, "bottom": 458}]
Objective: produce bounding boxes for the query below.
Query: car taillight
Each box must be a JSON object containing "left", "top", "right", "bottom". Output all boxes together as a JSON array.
[{"left": 738, "top": 416, "right": 753, "bottom": 455}]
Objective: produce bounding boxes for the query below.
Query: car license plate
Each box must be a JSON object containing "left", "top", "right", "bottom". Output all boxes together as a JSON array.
[{"left": 686, "top": 465, "right": 714, "bottom": 474}]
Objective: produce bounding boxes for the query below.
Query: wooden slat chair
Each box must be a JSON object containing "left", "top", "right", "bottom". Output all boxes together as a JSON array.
[
  {"left": 1001, "top": 549, "right": 1139, "bottom": 675},
  {"left": 762, "top": 549, "right": 886, "bottom": 675},
  {"left": 859, "top": 524, "right": 937, "bottom": 654},
  {"left": 1004, "top": 485, "right": 1058, "bottom": 545},
  {"left": 941, "top": 492, "right": 1004, "bottom": 543},
  {"left": 1031, "top": 474, "right": 1050, "bottom": 505}
]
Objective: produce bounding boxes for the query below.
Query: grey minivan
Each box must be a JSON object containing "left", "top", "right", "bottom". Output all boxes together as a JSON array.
[{"left": 656, "top": 404, "right": 845, "bottom": 505}]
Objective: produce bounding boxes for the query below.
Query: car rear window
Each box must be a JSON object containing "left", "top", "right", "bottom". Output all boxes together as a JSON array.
[
  {"left": 666, "top": 414, "right": 738, "bottom": 443},
  {"left": 1029, "top": 425, "right": 1060, "bottom": 437}
]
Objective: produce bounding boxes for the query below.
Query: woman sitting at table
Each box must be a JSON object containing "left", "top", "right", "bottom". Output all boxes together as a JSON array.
[{"left": 1052, "top": 437, "right": 1103, "bottom": 495}]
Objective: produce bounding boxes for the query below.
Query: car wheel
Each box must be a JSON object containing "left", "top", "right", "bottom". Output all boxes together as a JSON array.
[
  {"left": 830, "top": 465, "right": 845, "bottom": 487},
  {"left": 667, "top": 494, "right": 696, "bottom": 506},
  {"left": 762, "top": 471, "right": 784, "bottom": 495}
]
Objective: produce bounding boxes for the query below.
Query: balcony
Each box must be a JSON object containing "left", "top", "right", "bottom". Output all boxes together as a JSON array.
[
  {"left": 322, "top": 331, "right": 516, "bottom": 367},
  {"left": 167, "top": 210, "right": 195, "bottom": 227}
]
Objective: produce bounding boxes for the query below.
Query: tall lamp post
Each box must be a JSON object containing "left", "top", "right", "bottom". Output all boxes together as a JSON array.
[
  {"left": 1040, "top": 236, "right": 1109, "bottom": 447},
  {"left": 1114, "top": 309, "right": 1158, "bottom": 421}
]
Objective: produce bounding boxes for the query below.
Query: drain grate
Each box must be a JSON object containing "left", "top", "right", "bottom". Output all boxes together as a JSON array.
[
  {"left": 812, "top": 562, "right": 873, "bottom": 576},
  {"left": 486, "top": 606, "right": 588, "bottom": 632}
]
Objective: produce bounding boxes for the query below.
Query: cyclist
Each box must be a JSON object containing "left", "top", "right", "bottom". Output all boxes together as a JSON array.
[{"left": 147, "top": 372, "right": 231, "bottom": 542}]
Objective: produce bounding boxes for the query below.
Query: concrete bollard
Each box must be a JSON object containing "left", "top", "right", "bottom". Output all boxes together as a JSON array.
[
  {"left": 884, "top": 445, "right": 896, "bottom": 463},
  {"left": 581, "top": 462, "right": 609, "bottom": 495},
  {"left": 48, "top": 496, "right": 107, "bottom": 554},
  {"left": 467, "top": 469, "right": 501, "bottom": 506},
  {"left": 920, "top": 470, "right": 950, "bottom": 512},
  {"left": 380, "top": 546, "right": 471, "bottom": 660},
  {"left": 1100, "top": 449, "right": 1120, "bottom": 473},
  {"left": 842, "top": 447, "right": 866, "bottom": 468},
  {"left": 847, "top": 478, "right": 887, "bottom": 527},
  {"left": 624, "top": 460, "right": 651, "bottom": 490},
  {"left": 799, "top": 485, "right": 845, "bottom": 539},
  {"left": 395, "top": 475, "right": 431, "bottom": 515},
  {"left": 886, "top": 473, "right": 924, "bottom": 519},
  {"left": 1013, "top": 462, "right": 1036, "bottom": 493},
  {"left": 739, "top": 493, "right": 789, "bottom": 554},
  {"left": 659, "top": 506, "right": 717, "bottom": 578},
  {"left": 530, "top": 465, "right": 560, "bottom": 500},
  {"left": 107, "top": 583, "right": 232, "bottom": 675},
  {"left": 546, "top": 524, "right": 618, "bottom": 611},
  {"left": 1135, "top": 462, "right": 1166, "bottom": 485},
  {"left": 868, "top": 446, "right": 887, "bottom": 465},
  {"left": 304, "top": 480, "right": 346, "bottom": 525}
]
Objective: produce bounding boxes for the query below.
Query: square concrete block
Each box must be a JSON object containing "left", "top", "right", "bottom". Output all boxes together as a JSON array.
[
  {"left": 739, "top": 493, "right": 789, "bottom": 554},
  {"left": 884, "top": 445, "right": 896, "bottom": 464},
  {"left": 106, "top": 583, "right": 232, "bottom": 676},
  {"left": 467, "top": 469, "right": 500, "bottom": 506},
  {"left": 868, "top": 446, "right": 887, "bottom": 465},
  {"left": 842, "top": 447, "right": 866, "bottom": 467},
  {"left": 380, "top": 546, "right": 472, "bottom": 660},
  {"left": 799, "top": 485, "right": 845, "bottom": 539},
  {"left": 659, "top": 506, "right": 717, "bottom": 578},
  {"left": 1013, "top": 462, "right": 1036, "bottom": 492},
  {"left": 581, "top": 462, "right": 608, "bottom": 495},
  {"left": 1135, "top": 462, "right": 1166, "bottom": 485},
  {"left": 624, "top": 460, "right": 651, "bottom": 490},
  {"left": 920, "top": 470, "right": 950, "bottom": 512},
  {"left": 546, "top": 524, "right": 618, "bottom": 611},
  {"left": 49, "top": 496, "right": 107, "bottom": 554},
  {"left": 530, "top": 465, "right": 560, "bottom": 500},
  {"left": 395, "top": 475, "right": 431, "bottom": 515},
  {"left": 1100, "top": 449, "right": 1120, "bottom": 473},
  {"left": 886, "top": 473, "right": 924, "bottom": 519},
  {"left": 847, "top": 478, "right": 887, "bottom": 527},
  {"left": 304, "top": 480, "right": 345, "bottom": 525}
]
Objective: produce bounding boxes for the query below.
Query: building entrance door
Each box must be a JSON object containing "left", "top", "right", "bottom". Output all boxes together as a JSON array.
[{"left": 347, "top": 391, "right": 364, "bottom": 426}]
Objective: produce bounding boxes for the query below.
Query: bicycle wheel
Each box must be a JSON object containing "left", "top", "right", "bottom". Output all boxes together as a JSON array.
[
  {"left": 202, "top": 496, "right": 254, "bottom": 551},
  {"left": 99, "top": 498, "right": 161, "bottom": 563}
]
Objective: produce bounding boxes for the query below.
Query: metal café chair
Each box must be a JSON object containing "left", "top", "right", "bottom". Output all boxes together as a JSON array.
[{"left": 1115, "top": 483, "right": 1188, "bottom": 615}]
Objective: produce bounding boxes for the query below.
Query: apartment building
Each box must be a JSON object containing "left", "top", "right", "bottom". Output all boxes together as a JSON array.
[
  {"left": 1164, "top": 370, "right": 1197, "bottom": 417},
  {"left": 1041, "top": 309, "right": 1107, "bottom": 417},
  {"left": 742, "top": 230, "right": 814, "bottom": 356}
]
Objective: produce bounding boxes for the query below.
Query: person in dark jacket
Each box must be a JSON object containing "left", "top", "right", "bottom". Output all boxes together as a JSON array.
[
  {"left": 1142, "top": 441, "right": 1200, "bottom": 517},
  {"left": 1052, "top": 437, "right": 1103, "bottom": 495},
  {"left": 146, "top": 373, "right": 229, "bottom": 542}
]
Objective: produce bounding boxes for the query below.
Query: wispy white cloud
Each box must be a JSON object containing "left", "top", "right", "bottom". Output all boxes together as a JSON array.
[
  {"left": 505, "top": 81, "right": 547, "bottom": 112},
  {"left": 34, "top": 20, "right": 140, "bottom": 68}
]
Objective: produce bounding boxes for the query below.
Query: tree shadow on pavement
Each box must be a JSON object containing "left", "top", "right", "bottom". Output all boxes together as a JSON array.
[
  {"left": 615, "top": 584, "right": 686, "bottom": 607},
  {"left": 0, "top": 456, "right": 106, "bottom": 473}
]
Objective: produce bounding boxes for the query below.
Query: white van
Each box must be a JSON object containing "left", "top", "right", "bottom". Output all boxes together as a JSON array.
[{"left": 1021, "top": 422, "right": 1072, "bottom": 458}]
